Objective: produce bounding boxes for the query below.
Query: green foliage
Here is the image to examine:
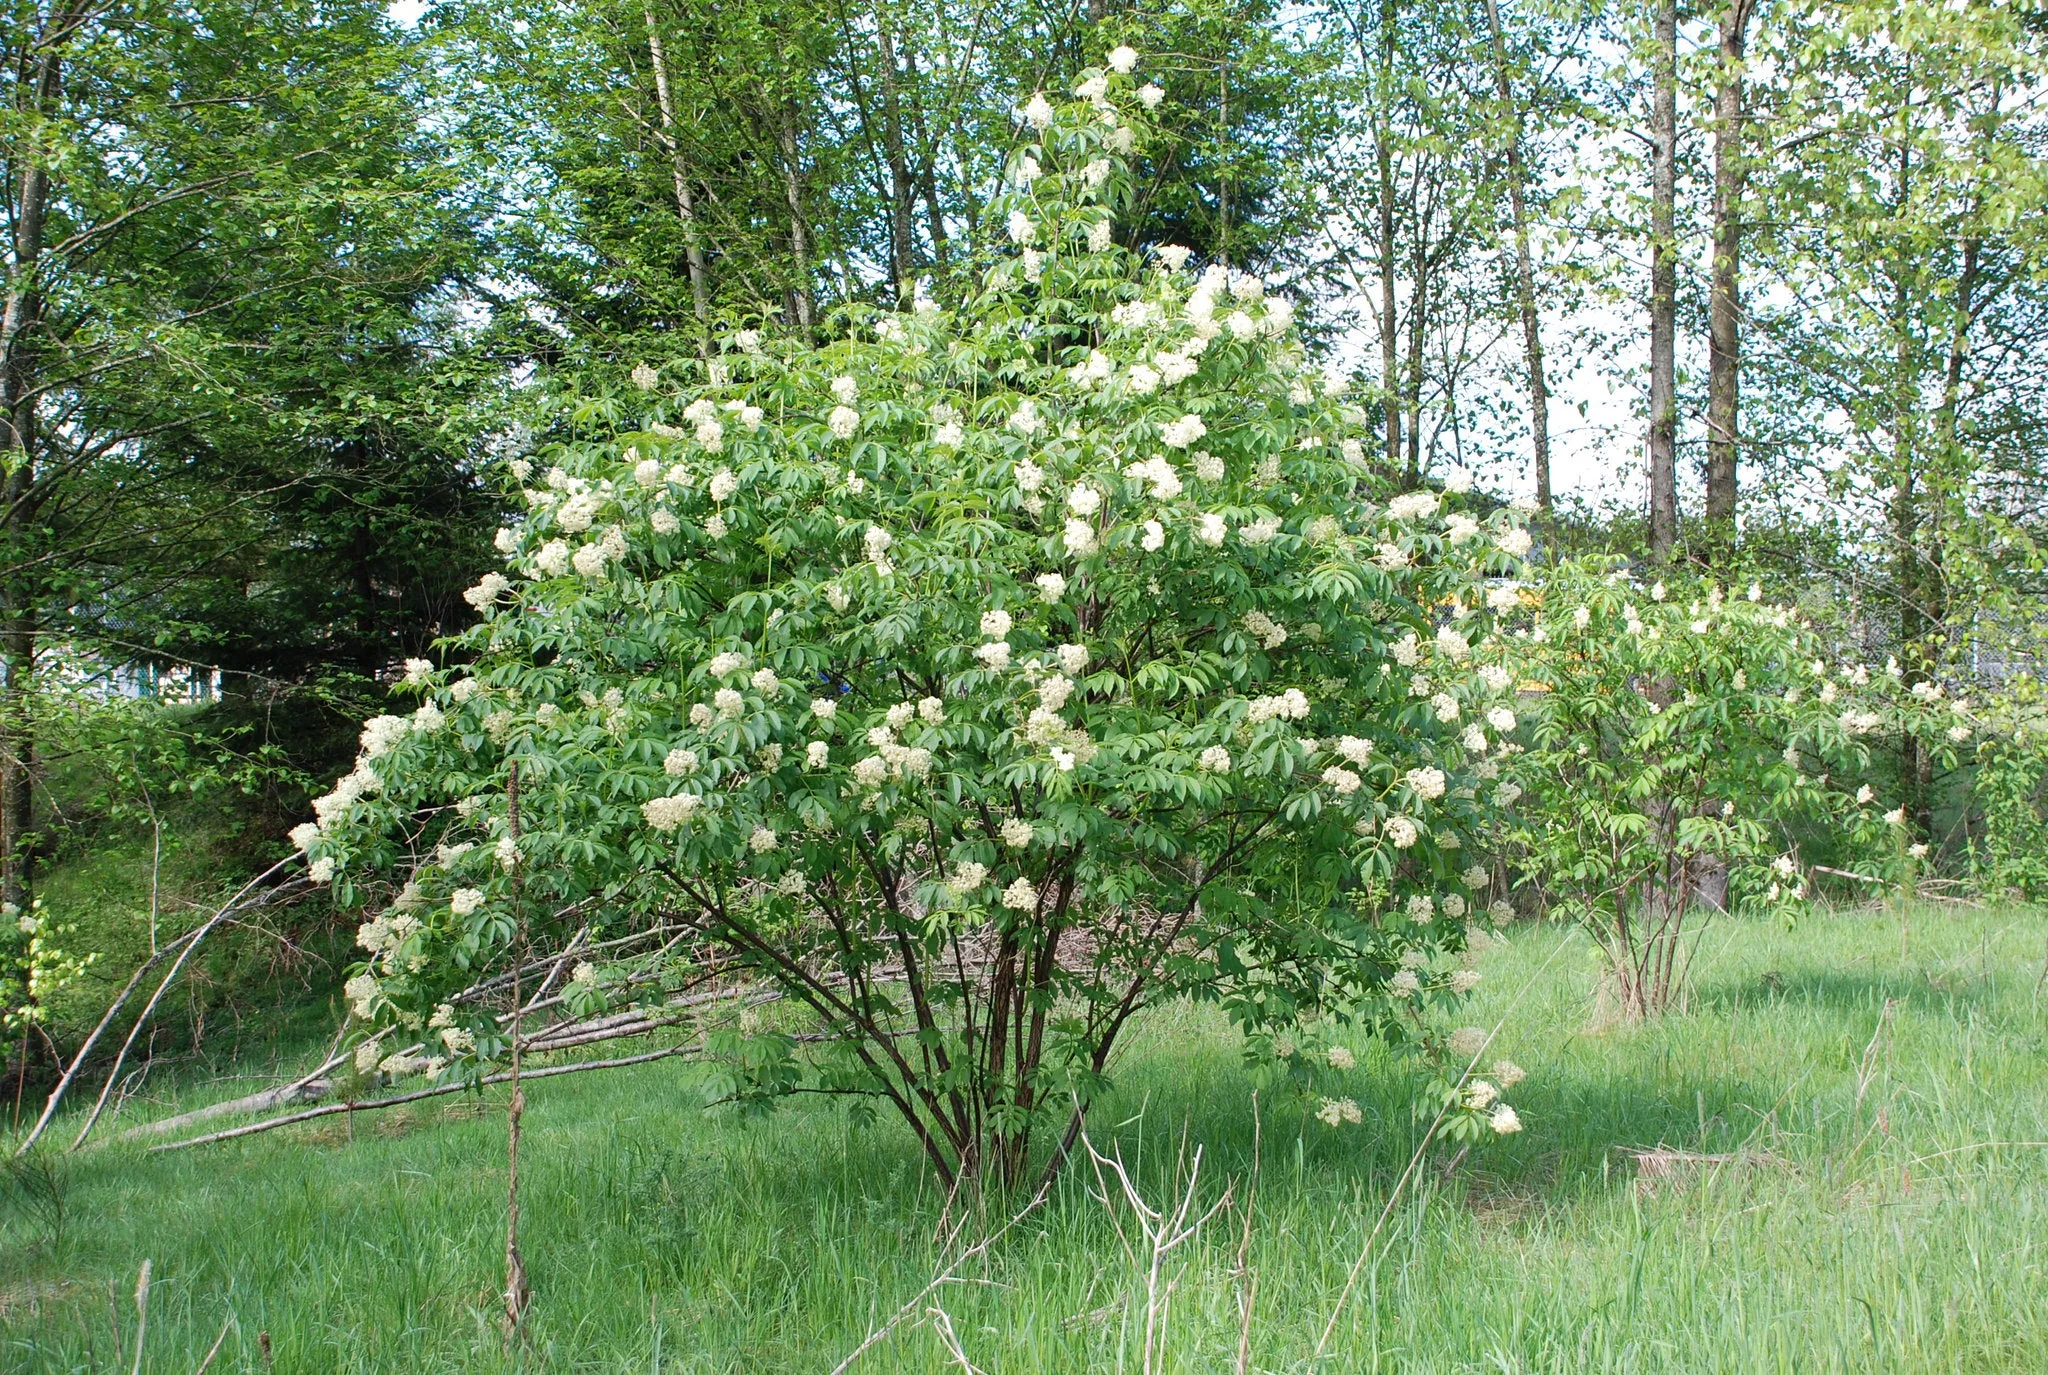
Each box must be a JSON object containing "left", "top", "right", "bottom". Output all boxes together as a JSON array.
[
  {"left": 1969, "top": 677, "right": 2048, "bottom": 899},
  {"left": 0, "top": 901, "right": 95, "bottom": 1034},
  {"left": 3, "top": 0, "right": 498, "bottom": 679},
  {"left": 305, "top": 61, "right": 1536, "bottom": 1183}
]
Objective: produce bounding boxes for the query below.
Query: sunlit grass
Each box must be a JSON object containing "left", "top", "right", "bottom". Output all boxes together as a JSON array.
[{"left": 4, "top": 901, "right": 2045, "bottom": 1372}]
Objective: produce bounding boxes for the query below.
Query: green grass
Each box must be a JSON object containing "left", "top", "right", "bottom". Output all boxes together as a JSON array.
[{"left": 5, "top": 901, "right": 2046, "bottom": 1373}]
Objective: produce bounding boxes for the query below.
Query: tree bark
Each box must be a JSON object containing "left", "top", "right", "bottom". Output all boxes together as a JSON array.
[
  {"left": 900, "top": 44, "right": 948, "bottom": 274},
  {"left": 1405, "top": 201, "right": 1427, "bottom": 487},
  {"left": 1705, "top": 0, "right": 1755, "bottom": 536},
  {"left": 1646, "top": 0, "right": 1680, "bottom": 563},
  {"left": 775, "top": 101, "right": 816, "bottom": 330},
  {"left": 0, "top": 6, "right": 75, "bottom": 914},
  {"left": 1482, "top": 0, "right": 1551, "bottom": 512},
  {"left": 1376, "top": 0, "right": 1402, "bottom": 476},
  {"left": 875, "top": 20, "right": 918, "bottom": 301},
  {"left": 643, "top": 10, "right": 712, "bottom": 347}
]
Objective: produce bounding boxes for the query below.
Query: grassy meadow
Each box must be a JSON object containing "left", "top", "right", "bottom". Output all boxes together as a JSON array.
[{"left": 4, "top": 900, "right": 2045, "bottom": 1373}]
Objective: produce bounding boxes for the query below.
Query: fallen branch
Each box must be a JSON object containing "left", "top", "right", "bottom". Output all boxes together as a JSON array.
[
  {"left": 71, "top": 874, "right": 317, "bottom": 1150},
  {"left": 1812, "top": 865, "right": 1884, "bottom": 885},
  {"left": 112, "top": 981, "right": 778, "bottom": 1146},
  {"left": 149, "top": 1041, "right": 709, "bottom": 1152},
  {"left": 113, "top": 1072, "right": 338, "bottom": 1143},
  {"left": 14, "top": 855, "right": 303, "bottom": 1157}
]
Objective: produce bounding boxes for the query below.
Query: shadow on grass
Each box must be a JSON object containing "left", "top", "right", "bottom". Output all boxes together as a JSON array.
[{"left": 1687, "top": 966, "right": 1958, "bottom": 1018}]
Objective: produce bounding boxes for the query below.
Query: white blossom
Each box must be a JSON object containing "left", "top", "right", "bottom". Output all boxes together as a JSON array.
[
  {"left": 533, "top": 541, "right": 572, "bottom": 577},
  {"left": 1388, "top": 491, "right": 1439, "bottom": 521},
  {"left": 1161, "top": 414, "right": 1207, "bottom": 448},
  {"left": 1316, "top": 1096, "right": 1363, "bottom": 1127}
]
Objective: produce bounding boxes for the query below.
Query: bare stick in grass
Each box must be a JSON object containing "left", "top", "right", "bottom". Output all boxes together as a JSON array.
[
  {"left": 828, "top": 1182, "right": 1051, "bottom": 1375},
  {"left": 925, "top": 1303, "right": 985, "bottom": 1374},
  {"left": 192, "top": 1316, "right": 234, "bottom": 1375},
  {"left": 1082, "top": 1123, "right": 1233, "bottom": 1375},
  {"left": 1232, "top": 1094, "right": 1261, "bottom": 1375},
  {"left": 503, "top": 761, "right": 532, "bottom": 1342},
  {"left": 1313, "top": 930, "right": 1574, "bottom": 1361}
]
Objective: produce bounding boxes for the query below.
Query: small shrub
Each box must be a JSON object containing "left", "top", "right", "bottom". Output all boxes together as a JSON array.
[{"left": 1488, "top": 559, "right": 1970, "bottom": 1017}]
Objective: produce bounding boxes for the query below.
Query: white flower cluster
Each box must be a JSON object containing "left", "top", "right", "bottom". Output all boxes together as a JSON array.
[
  {"left": 643, "top": 793, "right": 702, "bottom": 831},
  {"left": 1246, "top": 688, "right": 1310, "bottom": 723}
]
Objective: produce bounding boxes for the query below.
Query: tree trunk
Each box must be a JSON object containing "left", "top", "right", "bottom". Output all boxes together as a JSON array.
[
  {"left": 1405, "top": 207, "right": 1427, "bottom": 487},
  {"left": 1705, "top": 0, "right": 1755, "bottom": 537},
  {"left": 1646, "top": 0, "right": 1680, "bottom": 563},
  {"left": 775, "top": 102, "right": 816, "bottom": 331},
  {"left": 643, "top": 10, "right": 712, "bottom": 347},
  {"left": 1376, "top": 0, "right": 1402, "bottom": 476},
  {"left": 876, "top": 20, "right": 917, "bottom": 301},
  {"left": 1897, "top": 234, "right": 1977, "bottom": 836},
  {"left": 1482, "top": 0, "right": 1551, "bottom": 512},
  {"left": 901, "top": 44, "right": 949, "bottom": 274},
  {"left": 0, "top": 7, "right": 69, "bottom": 915}
]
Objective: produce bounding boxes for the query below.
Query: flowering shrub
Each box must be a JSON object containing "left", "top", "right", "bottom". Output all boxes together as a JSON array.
[
  {"left": 300, "top": 59, "right": 1533, "bottom": 1185},
  {"left": 1487, "top": 559, "right": 1974, "bottom": 1016}
]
